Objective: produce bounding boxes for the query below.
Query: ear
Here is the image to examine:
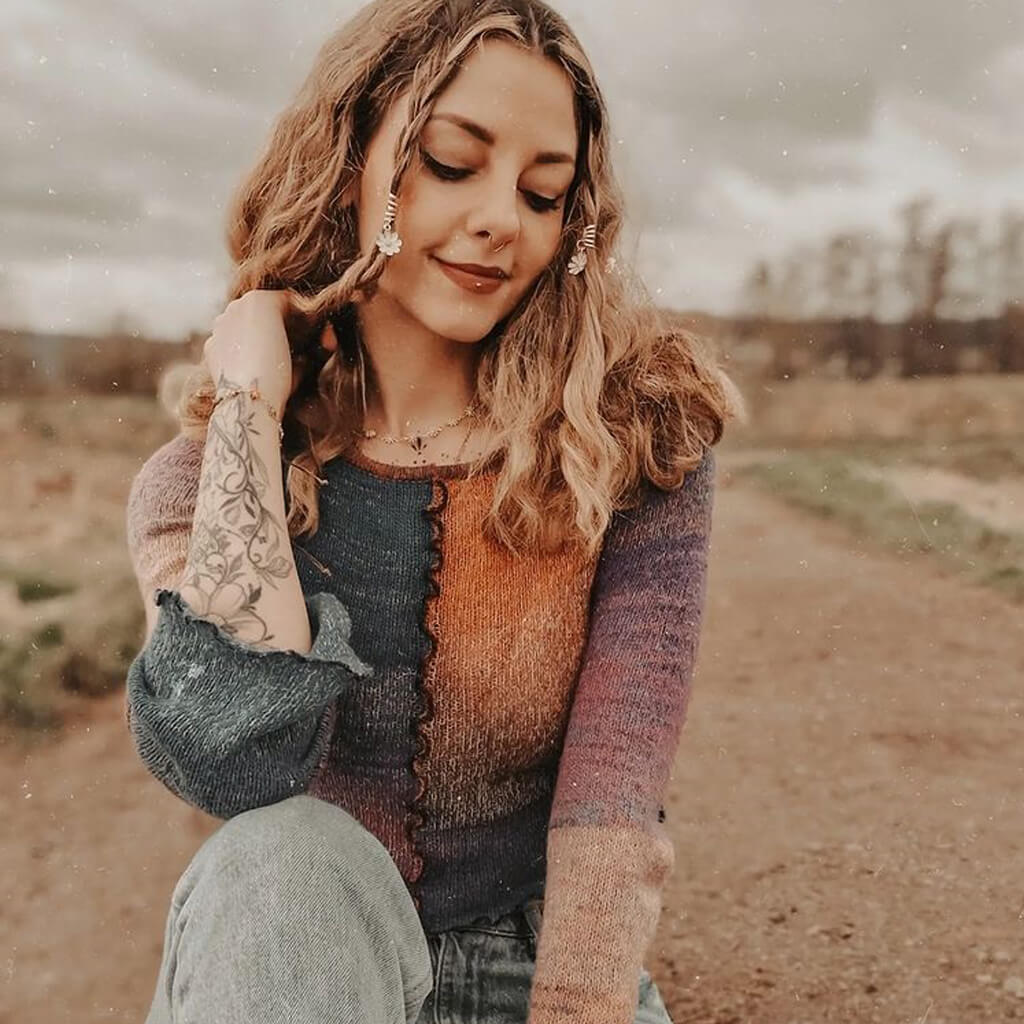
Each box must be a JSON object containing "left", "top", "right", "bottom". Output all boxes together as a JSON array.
[
  {"left": 320, "top": 319, "right": 339, "bottom": 353},
  {"left": 338, "top": 178, "right": 360, "bottom": 209}
]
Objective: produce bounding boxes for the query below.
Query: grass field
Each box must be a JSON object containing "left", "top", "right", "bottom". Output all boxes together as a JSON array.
[{"left": 3, "top": 379, "right": 1024, "bottom": 1022}]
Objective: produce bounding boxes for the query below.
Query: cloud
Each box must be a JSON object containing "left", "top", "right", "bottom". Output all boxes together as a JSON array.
[
  {"left": 2, "top": 0, "right": 1023, "bottom": 333},
  {"left": 4, "top": 254, "right": 228, "bottom": 337}
]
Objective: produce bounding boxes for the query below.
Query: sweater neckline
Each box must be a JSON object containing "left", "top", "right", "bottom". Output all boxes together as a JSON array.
[{"left": 333, "top": 442, "right": 504, "bottom": 481}]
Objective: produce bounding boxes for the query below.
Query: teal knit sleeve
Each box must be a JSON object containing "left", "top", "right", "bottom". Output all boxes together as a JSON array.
[{"left": 126, "top": 587, "right": 374, "bottom": 819}]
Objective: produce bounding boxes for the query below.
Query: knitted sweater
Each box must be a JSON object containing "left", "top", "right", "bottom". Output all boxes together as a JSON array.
[{"left": 124, "top": 433, "right": 716, "bottom": 1024}]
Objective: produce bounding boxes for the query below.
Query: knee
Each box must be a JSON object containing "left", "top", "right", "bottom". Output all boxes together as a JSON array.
[
  {"left": 186, "top": 795, "right": 399, "bottom": 894},
  {"left": 160, "top": 796, "right": 434, "bottom": 1015}
]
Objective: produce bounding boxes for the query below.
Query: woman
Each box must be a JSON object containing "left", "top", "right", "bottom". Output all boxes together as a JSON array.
[{"left": 124, "top": 1, "right": 745, "bottom": 1022}]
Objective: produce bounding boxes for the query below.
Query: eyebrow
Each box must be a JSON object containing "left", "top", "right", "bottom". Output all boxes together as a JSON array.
[{"left": 427, "top": 112, "right": 575, "bottom": 166}]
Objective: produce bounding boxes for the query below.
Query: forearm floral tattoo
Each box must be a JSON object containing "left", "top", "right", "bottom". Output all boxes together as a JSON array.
[{"left": 179, "top": 373, "right": 292, "bottom": 646}]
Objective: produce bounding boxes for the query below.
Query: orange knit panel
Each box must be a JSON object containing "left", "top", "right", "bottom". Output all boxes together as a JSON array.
[{"left": 419, "top": 474, "right": 600, "bottom": 828}]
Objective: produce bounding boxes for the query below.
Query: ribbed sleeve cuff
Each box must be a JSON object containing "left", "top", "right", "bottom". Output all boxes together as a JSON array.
[
  {"left": 526, "top": 823, "right": 674, "bottom": 1024},
  {"left": 126, "top": 588, "right": 374, "bottom": 819}
]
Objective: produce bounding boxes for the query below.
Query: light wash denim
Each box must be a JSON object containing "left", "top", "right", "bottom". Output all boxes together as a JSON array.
[{"left": 145, "top": 794, "right": 673, "bottom": 1024}]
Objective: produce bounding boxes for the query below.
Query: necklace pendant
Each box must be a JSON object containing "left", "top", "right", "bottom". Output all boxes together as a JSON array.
[{"left": 410, "top": 435, "right": 427, "bottom": 454}]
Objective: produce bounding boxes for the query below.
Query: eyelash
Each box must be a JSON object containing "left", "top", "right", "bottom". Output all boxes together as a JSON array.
[{"left": 421, "top": 151, "right": 563, "bottom": 214}]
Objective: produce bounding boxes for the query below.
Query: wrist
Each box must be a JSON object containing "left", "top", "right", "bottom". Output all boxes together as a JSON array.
[{"left": 211, "top": 386, "right": 285, "bottom": 441}]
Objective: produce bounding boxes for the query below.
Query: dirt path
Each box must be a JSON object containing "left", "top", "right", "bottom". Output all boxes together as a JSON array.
[{"left": 2, "top": 460, "right": 1022, "bottom": 1023}]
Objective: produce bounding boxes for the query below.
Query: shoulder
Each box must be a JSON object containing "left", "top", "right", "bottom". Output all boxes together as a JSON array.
[
  {"left": 125, "top": 434, "right": 204, "bottom": 543},
  {"left": 665, "top": 445, "right": 716, "bottom": 516},
  {"left": 586, "top": 446, "right": 716, "bottom": 612},
  {"left": 603, "top": 446, "right": 716, "bottom": 555}
]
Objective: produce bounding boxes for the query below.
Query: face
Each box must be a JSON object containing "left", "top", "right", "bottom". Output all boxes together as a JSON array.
[{"left": 352, "top": 37, "right": 579, "bottom": 344}]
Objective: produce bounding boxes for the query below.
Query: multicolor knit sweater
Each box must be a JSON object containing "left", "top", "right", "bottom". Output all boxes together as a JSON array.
[{"left": 124, "top": 433, "right": 716, "bottom": 1024}]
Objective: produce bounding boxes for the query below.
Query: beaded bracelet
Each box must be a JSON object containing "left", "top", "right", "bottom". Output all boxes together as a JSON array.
[{"left": 211, "top": 386, "right": 284, "bottom": 441}]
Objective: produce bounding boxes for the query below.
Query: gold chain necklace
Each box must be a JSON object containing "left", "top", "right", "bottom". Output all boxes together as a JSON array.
[{"left": 352, "top": 400, "right": 480, "bottom": 459}]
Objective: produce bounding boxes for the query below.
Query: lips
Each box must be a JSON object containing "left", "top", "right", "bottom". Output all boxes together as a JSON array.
[
  {"left": 435, "top": 258, "right": 508, "bottom": 279},
  {"left": 432, "top": 256, "right": 508, "bottom": 294}
]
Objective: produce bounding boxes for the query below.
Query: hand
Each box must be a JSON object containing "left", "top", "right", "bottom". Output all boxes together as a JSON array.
[
  {"left": 202, "top": 290, "right": 338, "bottom": 419},
  {"left": 203, "top": 290, "right": 294, "bottom": 419}
]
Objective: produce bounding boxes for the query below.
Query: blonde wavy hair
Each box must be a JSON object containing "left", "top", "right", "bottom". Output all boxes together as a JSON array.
[{"left": 171, "top": 0, "right": 746, "bottom": 556}]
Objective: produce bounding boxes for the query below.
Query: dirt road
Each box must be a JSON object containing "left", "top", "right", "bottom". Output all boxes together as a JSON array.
[{"left": 2, "top": 458, "right": 1022, "bottom": 1023}]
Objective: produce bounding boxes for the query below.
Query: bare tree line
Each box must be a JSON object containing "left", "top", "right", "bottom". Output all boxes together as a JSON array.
[{"left": 736, "top": 197, "right": 1024, "bottom": 379}]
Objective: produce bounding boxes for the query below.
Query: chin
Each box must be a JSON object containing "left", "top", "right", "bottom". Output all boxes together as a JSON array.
[
  {"left": 417, "top": 306, "right": 504, "bottom": 345},
  {"left": 445, "top": 322, "right": 499, "bottom": 344}
]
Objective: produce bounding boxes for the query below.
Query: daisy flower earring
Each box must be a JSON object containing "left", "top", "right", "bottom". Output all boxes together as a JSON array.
[
  {"left": 567, "top": 223, "right": 598, "bottom": 275},
  {"left": 375, "top": 191, "right": 402, "bottom": 256}
]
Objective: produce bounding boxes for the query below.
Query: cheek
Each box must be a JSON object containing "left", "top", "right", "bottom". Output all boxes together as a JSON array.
[
  {"left": 523, "top": 220, "right": 564, "bottom": 274},
  {"left": 392, "top": 176, "right": 448, "bottom": 244}
]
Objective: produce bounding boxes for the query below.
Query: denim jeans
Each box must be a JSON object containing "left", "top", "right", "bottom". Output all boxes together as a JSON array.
[{"left": 145, "top": 794, "right": 673, "bottom": 1023}]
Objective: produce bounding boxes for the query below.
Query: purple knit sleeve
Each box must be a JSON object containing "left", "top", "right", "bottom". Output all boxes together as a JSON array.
[{"left": 527, "top": 446, "right": 716, "bottom": 1024}]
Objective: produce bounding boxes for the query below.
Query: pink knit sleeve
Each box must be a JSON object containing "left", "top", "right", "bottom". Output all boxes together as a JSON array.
[
  {"left": 124, "top": 433, "right": 204, "bottom": 606},
  {"left": 122, "top": 433, "right": 203, "bottom": 728},
  {"left": 526, "top": 447, "right": 716, "bottom": 1024}
]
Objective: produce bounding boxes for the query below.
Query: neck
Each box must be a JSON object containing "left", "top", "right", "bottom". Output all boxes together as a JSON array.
[{"left": 353, "top": 295, "right": 482, "bottom": 439}]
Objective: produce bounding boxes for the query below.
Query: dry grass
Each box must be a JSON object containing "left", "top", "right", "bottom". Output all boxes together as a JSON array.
[
  {"left": 726, "top": 370, "right": 1024, "bottom": 446},
  {"left": 0, "top": 395, "right": 178, "bottom": 736}
]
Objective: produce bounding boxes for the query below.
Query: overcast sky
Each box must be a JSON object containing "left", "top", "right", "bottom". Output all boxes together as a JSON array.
[{"left": 2, "top": 0, "right": 1022, "bottom": 338}]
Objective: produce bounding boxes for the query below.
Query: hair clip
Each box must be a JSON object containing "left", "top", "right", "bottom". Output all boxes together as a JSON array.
[
  {"left": 567, "top": 223, "right": 597, "bottom": 275},
  {"left": 375, "top": 191, "right": 402, "bottom": 256}
]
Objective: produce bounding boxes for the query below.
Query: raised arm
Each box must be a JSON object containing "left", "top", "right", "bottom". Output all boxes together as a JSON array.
[
  {"left": 123, "top": 418, "right": 373, "bottom": 820},
  {"left": 134, "top": 291, "right": 320, "bottom": 651},
  {"left": 527, "top": 446, "right": 716, "bottom": 1024}
]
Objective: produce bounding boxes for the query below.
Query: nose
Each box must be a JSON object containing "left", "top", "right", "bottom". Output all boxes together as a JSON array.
[{"left": 467, "top": 181, "right": 521, "bottom": 253}]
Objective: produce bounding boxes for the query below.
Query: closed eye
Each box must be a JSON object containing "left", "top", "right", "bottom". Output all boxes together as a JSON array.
[{"left": 420, "top": 150, "right": 562, "bottom": 214}]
